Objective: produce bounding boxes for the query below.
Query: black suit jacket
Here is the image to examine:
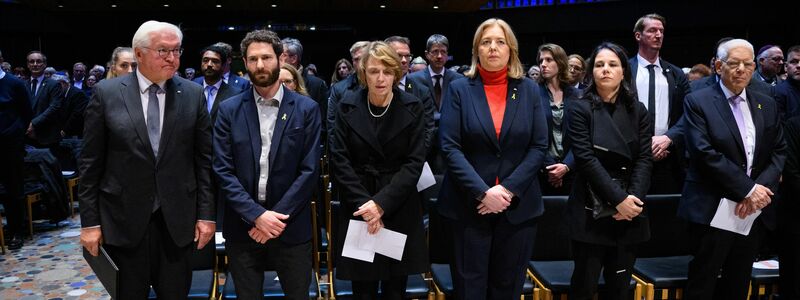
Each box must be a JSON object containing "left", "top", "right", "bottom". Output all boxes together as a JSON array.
[
  {"left": 403, "top": 75, "right": 436, "bottom": 151},
  {"left": 79, "top": 73, "right": 214, "bottom": 248},
  {"left": 679, "top": 84, "right": 786, "bottom": 229},
  {"left": 629, "top": 56, "right": 691, "bottom": 144},
  {"left": 565, "top": 96, "right": 653, "bottom": 245},
  {"left": 0, "top": 74, "right": 33, "bottom": 140},
  {"left": 194, "top": 74, "right": 251, "bottom": 92},
  {"left": 62, "top": 86, "right": 89, "bottom": 137},
  {"left": 326, "top": 74, "right": 359, "bottom": 137},
  {"left": 208, "top": 81, "right": 244, "bottom": 125},
  {"left": 408, "top": 67, "right": 464, "bottom": 111},
  {"left": 28, "top": 77, "right": 64, "bottom": 146},
  {"left": 780, "top": 115, "right": 800, "bottom": 234},
  {"left": 691, "top": 74, "right": 772, "bottom": 99}
]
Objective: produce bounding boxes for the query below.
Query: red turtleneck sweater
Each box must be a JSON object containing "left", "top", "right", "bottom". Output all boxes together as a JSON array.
[{"left": 478, "top": 65, "right": 508, "bottom": 139}]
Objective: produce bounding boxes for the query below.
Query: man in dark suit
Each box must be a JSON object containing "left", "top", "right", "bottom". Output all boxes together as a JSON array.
[
  {"left": 0, "top": 49, "right": 33, "bottom": 250},
  {"left": 51, "top": 74, "right": 89, "bottom": 138},
  {"left": 25, "top": 51, "right": 64, "bottom": 148},
  {"left": 71, "top": 62, "right": 89, "bottom": 93},
  {"left": 198, "top": 44, "right": 243, "bottom": 123},
  {"left": 691, "top": 37, "right": 773, "bottom": 96},
  {"left": 194, "top": 42, "right": 251, "bottom": 91},
  {"left": 679, "top": 39, "right": 786, "bottom": 300},
  {"left": 753, "top": 45, "right": 784, "bottom": 86},
  {"left": 385, "top": 35, "right": 436, "bottom": 150},
  {"left": 629, "top": 13, "right": 691, "bottom": 195},
  {"left": 280, "top": 38, "right": 329, "bottom": 116},
  {"left": 327, "top": 41, "right": 369, "bottom": 137},
  {"left": 408, "top": 34, "right": 464, "bottom": 174},
  {"left": 773, "top": 45, "right": 800, "bottom": 121},
  {"left": 214, "top": 29, "right": 321, "bottom": 299},
  {"left": 79, "top": 21, "right": 215, "bottom": 300}
]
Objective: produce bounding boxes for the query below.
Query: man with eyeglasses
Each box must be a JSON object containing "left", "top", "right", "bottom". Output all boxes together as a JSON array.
[
  {"left": 754, "top": 45, "right": 784, "bottom": 86},
  {"left": 680, "top": 38, "right": 785, "bottom": 300},
  {"left": 79, "top": 20, "right": 215, "bottom": 300},
  {"left": 690, "top": 37, "right": 772, "bottom": 96},
  {"left": 385, "top": 36, "right": 435, "bottom": 150},
  {"left": 25, "top": 50, "right": 65, "bottom": 148},
  {"left": 567, "top": 54, "right": 587, "bottom": 89},
  {"left": 629, "top": 13, "right": 691, "bottom": 194}
]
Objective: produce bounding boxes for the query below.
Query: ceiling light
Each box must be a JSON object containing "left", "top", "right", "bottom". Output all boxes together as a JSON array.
[
  {"left": 379, "top": 4, "right": 385, "bottom": 8},
  {"left": 310, "top": 26, "right": 316, "bottom": 31},
  {"left": 228, "top": 26, "right": 235, "bottom": 31},
  {"left": 433, "top": 5, "right": 439, "bottom": 9},
  {"left": 271, "top": 4, "right": 277, "bottom": 7},
  {"left": 163, "top": 4, "right": 169, "bottom": 7},
  {"left": 216, "top": 4, "right": 222, "bottom": 7}
]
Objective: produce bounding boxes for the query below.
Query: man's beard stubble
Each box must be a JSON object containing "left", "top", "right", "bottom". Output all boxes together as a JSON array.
[{"left": 249, "top": 65, "right": 280, "bottom": 88}]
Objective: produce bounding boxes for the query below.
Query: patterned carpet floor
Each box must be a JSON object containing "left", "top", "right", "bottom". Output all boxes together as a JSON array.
[{"left": 0, "top": 217, "right": 112, "bottom": 299}]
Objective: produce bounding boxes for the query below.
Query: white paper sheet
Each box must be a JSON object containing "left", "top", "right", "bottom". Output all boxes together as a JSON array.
[
  {"left": 342, "top": 220, "right": 375, "bottom": 262},
  {"left": 215, "top": 232, "right": 225, "bottom": 245},
  {"left": 342, "top": 220, "right": 407, "bottom": 262},
  {"left": 709, "top": 198, "right": 761, "bottom": 236},
  {"left": 753, "top": 260, "right": 779, "bottom": 270},
  {"left": 416, "top": 162, "right": 436, "bottom": 192}
]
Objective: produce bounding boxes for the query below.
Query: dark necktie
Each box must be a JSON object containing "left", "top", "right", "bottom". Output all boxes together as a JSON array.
[
  {"left": 433, "top": 74, "right": 443, "bottom": 109},
  {"left": 646, "top": 64, "right": 657, "bottom": 133},
  {"left": 30, "top": 78, "right": 38, "bottom": 98}
]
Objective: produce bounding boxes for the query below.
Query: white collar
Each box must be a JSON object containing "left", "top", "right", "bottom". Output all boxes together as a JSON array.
[{"left": 136, "top": 69, "right": 166, "bottom": 94}]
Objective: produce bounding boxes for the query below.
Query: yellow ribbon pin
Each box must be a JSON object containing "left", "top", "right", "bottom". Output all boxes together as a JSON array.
[
  {"left": 758, "top": 103, "right": 762, "bottom": 109},
  {"left": 511, "top": 88, "right": 518, "bottom": 100},
  {"left": 282, "top": 113, "right": 287, "bottom": 120}
]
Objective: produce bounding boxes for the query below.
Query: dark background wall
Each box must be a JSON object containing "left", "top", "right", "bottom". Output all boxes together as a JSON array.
[{"left": 2, "top": 0, "right": 797, "bottom": 81}]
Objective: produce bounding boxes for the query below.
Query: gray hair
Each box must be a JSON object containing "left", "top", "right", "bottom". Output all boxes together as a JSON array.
[
  {"left": 410, "top": 56, "right": 427, "bottom": 66},
  {"left": 384, "top": 36, "right": 411, "bottom": 47},
  {"left": 281, "top": 37, "right": 303, "bottom": 60},
  {"left": 51, "top": 74, "right": 69, "bottom": 83},
  {"left": 131, "top": 20, "right": 183, "bottom": 50},
  {"left": 91, "top": 65, "right": 105, "bottom": 73},
  {"left": 717, "top": 39, "right": 754, "bottom": 62},
  {"left": 756, "top": 45, "right": 780, "bottom": 61},
  {"left": 349, "top": 41, "right": 370, "bottom": 58},
  {"left": 44, "top": 67, "right": 56, "bottom": 74},
  {"left": 73, "top": 62, "right": 86, "bottom": 69},
  {"left": 425, "top": 34, "right": 449, "bottom": 51}
]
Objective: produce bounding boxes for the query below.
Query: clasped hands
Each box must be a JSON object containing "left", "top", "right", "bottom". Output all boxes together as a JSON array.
[
  {"left": 478, "top": 185, "right": 512, "bottom": 215},
  {"left": 735, "top": 184, "right": 773, "bottom": 219},
  {"left": 248, "top": 210, "right": 289, "bottom": 244},
  {"left": 612, "top": 195, "right": 644, "bottom": 221},
  {"left": 354, "top": 200, "right": 384, "bottom": 235},
  {"left": 546, "top": 163, "right": 569, "bottom": 188},
  {"left": 652, "top": 135, "right": 672, "bottom": 162}
]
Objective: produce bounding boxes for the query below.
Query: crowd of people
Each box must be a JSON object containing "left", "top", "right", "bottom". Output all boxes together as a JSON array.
[{"left": 1, "top": 11, "right": 800, "bottom": 300}]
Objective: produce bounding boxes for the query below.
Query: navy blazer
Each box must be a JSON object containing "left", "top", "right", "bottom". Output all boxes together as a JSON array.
[
  {"left": 213, "top": 87, "right": 322, "bottom": 244},
  {"left": 408, "top": 67, "right": 464, "bottom": 110},
  {"left": 194, "top": 74, "right": 251, "bottom": 91},
  {"left": 679, "top": 84, "right": 786, "bottom": 227},
  {"left": 438, "top": 75, "right": 548, "bottom": 224},
  {"left": 538, "top": 82, "right": 579, "bottom": 169}
]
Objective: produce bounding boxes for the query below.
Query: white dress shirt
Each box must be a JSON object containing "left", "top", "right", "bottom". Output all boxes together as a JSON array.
[
  {"left": 428, "top": 65, "right": 445, "bottom": 86},
  {"left": 255, "top": 85, "right": 284, "bottom": 203},
  {"left": 635, "top": 54, "right": 670, "bottom": 135},
  {"left": 136, "top": 69, "right": 165, "bottom": 137},
  {"left": 719, "top": 82, "right": 757, "bottom": 197}
]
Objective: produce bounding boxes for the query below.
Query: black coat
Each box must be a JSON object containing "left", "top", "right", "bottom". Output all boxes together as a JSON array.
[
  {"left": 330, "top": 87, "right": 428, "bottom": 280},
  {"left": 28, "top": 77, "right": 65, "bottom": 146},
  {"left": 62, "top": 86, "right": 89, "bottom": 137},
  {"left": 565, "top": 95, "right": 653, "bottom": 246}
]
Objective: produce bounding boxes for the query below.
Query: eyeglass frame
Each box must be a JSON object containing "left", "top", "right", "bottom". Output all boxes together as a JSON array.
[
  {"left": 142, "top": 47, "right": 184, "bottom": 58},
  {"left": 720, "top": 59, "right": 756, "bottom": 70}
]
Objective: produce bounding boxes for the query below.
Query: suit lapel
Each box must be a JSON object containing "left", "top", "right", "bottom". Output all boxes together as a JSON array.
[
  {"left": 662, "top": 60, "right": 676, "bottom": 123},
  {"left": 379, "top": 89, "right": 415, "bottom": 146},
  {"left": 469, "top": 78, "right": 501, "bottom": 150},
  {"left": 241, "top": 90, "right": 262, "bottom": 174},
  {"left": 592, "top": 104, "right": 632, "bottom": 160},
  {"left": 630, "top": 57, "right": 639, "bottom": 80},
  {"left": 498, "top": 80, "right": 521, "bottom": 146},
  {"left": 712, "top": 86, "right": 746, "bottom": 158},
  {"left": 268, "top": 88, "right": 296, "bottom": 168},
  {"left": 156, "top": 77, "right": 180, "bottom": 164},
  {"left": 120, "top": 73, "right": 156, "bottom": 162},
  {"left": 341, "top": 89, "right": 384, "bottom": 156},
  {"left": 748, "top": 90, "right": 765, "bottom": 163}
]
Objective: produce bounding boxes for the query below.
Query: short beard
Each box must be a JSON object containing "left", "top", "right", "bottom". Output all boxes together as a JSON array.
[{"left": 249, "top": 65, "right": 280, "bottom": 87}]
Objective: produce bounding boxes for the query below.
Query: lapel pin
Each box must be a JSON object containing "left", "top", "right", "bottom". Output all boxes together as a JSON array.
[
  {"left": 511, "top": 87, "right": 517, "bottom": 100},
  {"left": 758, "top": 103, "right": 762, "bottom": 109},
  {"left": 282, "top": 113, "right": 287, "bottom": 120}
]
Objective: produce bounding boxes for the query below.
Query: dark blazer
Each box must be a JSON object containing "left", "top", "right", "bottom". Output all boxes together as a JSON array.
[
  {"left": 0, "top": 74, "right": 33, "bottom": 140},
  {"left": 403, "top": 75, "right": 436, "bottom": 150},
  {"left": 408, "top": 67, "right": 464, "bottom": 110},
  {"left": 28, "top": 77, "right": 64, "bottom": 146},
  {"left": 213, "top": 87, "right": 321, "bottom": 244},
  {"left": 691, "top": 74, "right": 772, "bottom": 99},
  {"left": 78, "top": 73, "right": 215, "bottom": 248},
  {"left": 302, "top": 67, "right": 329, "bottom": 105},
  {"left": 772, "top": 77, "right": 800, "bottom": 122},
  {"left": 538, "top": 82, "right": 579, "bottom": 169},
  {"left": 565, "top": 96, "right": 653, "bottom": 245},
  {"left": 194, "top": 74, "right": 251, "bottom": 91},
  {"left": 326, "top": 74, "right": 359, "bottom": 136},
  {"left": 679, "top": 84, "right": 786, "bottom": 228},
  {"left": 438, "top": 76, "right": 548, "bottom": 224},
  {"left": 629, "top": 56, "right": 691, "bottom": 143},
  {"left": 208, "top": 81, "right": 244, "bottom": 124},
  {"left": 330, "top": 87, "right": 428, "bottom": 280},
  {"left": 780, "top": 115, "right": 800, "bottom": 234},
  {"left": 61, "top": 86, "right": 89, "bottom": 137}
]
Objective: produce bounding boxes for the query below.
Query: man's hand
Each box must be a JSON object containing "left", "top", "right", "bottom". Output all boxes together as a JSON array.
[
  {"left": 26, "top": 123, "right": 35, "bottom": 139},
  {"left": 614, "top": 195, "right": 644, "bottom": 221},
  {"left": 248, "top": 227, "right": 271, "bottom": 244},
  {"left": 652, "top": 135, "right": 672, "bottom": 161},
  {"left": 736, "top": 184, "right": 774, "bottom": 218},
  {"left": 477, "top": 185, "right": 512, "bottom": 214},
  {"left": 194, "top": 221, "right": 215, "bottom": 249},
  {"left": 546, "top": 164, "right": 569, "bottom": 187},
  {"left": 353, "top": 200, "right": 385, "bottom": 234},
  {"left": 254, "top": 210, "right": 289, "bottom": 238},
  {"left": 80, "top": 227, "right": 103, "bottom": 256}
]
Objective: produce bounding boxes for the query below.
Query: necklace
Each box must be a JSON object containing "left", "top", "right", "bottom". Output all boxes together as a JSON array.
[{"left": 367, "top": 93, "right": 393, "bottom": 118}]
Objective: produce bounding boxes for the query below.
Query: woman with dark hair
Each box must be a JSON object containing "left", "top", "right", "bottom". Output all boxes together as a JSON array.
[
  {"left": 330, "top": 41, "right": 428, "bottom": 300},
  {"left": 537, "top": 43, "right": 580, "bottom": 195},
  {"left": 438, "top": 18, "right": 548, "bottom": 299},
  {"left": 331, "top": 58, "right": 353, "bottom": 85},
  {"left": 565, "top": 42, "right": 653, "bottom": 300}
]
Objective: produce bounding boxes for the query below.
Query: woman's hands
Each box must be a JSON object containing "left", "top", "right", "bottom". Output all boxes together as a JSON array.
[
  {"left": 613, "top": 195, "right": 643, "bottom": 221},
  {"left": 477, "top": 185, "right": 513, "bottom": 215},
  {"left": 354, "top": 200, "right": 385, "bottom": 234}
]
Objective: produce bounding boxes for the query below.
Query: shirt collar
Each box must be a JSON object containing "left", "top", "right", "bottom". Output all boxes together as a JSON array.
[
  {"left": 203, "top": 78, "right": 223, "bottom": 90},
  {"left": 428, "top": 65, "right": 444, "bottom": 77},
  {"left": 32, "top": 74, "right": 45, "bottom": 83},
  {"left": 0, "top": 68, "right": 5, "bottom": 80},
  {"left": 399, "top": 75, "right": 407, "bottom": 88},
  {"left": 253, "top": 84, "right": 284, "bottom": 106},
  {"left": 719, "top": 80, "right": 748, "bottom": 102},
  {"left": 637, "top": 53, "right": 661, "bottom": 69},
  {"left": 136, "top": 69, "right": 166, "bottom": 94}
]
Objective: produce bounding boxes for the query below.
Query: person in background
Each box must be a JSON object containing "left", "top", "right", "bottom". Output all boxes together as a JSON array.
[
  {"left": 106, "top": 46, "right": 136, "bottom": 79},
  {"left": 331, "top": 58, "right": 353, "bottom": 85},
  {"left": 280, "top": 63, "right": 309, "bottom": 96},
  {"left": 568, "top": 54, "right": 588, "bottom": 89},
  {"left": 527, "top": 65, "right": 541, "bottom": 81}
]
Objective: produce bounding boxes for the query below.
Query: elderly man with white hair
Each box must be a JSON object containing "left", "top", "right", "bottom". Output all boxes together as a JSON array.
[
  {"left": 679, "top": 38, "right": 786, "bottom": 300},
  {"left": 79, "top": 20, "right": 215, "bottom": 299}
]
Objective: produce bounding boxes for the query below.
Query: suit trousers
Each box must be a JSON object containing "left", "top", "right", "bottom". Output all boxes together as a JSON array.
[
  {"left": 450, "top": 215, "right": 537, "bottom": 300},
  {"left": 0, "top": 137, "right": 26, "bottom": 235},
  {"left": 104, "top": 209, "right": 192, "bottom": 300},
  {"left": 227, "top": 238, "right": 312, "bottom": 300},
  {"left": 351, "top": 276, "right": 408, "bottom": 300},
  {"left": 684, "top": 221, "right": 764, "bottom": 300},
  {"left": 569, "top": 241, "right": 636, "bottom": 300}
]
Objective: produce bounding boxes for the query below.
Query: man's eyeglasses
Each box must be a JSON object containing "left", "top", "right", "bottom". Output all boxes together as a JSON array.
[
  {"left": 427, "top": 49, "right": 448, "bottom": 57},
  {"left": 143, "top": 47, "right": 183, "bottom": 58},
  {"left": 28, "top": 59, "right": 44, "bottom": 64},
  {"left": 721, "top": 59, "right": 756, "bottom": 70},
  {"left": 399, "top": 54, "right": 413, "bottom": 60}
]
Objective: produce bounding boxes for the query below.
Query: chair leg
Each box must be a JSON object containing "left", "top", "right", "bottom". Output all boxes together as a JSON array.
[
  {"left": 26, "top": 194, "right": 34, "bottom": 238},
  {"left": 0, "top": 212, "right": 5, "bottom": 254}
]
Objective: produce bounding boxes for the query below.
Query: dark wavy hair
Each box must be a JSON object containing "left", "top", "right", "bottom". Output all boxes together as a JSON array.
[{"left": 582, "top": 42, "right": 638, "bottom": 111}]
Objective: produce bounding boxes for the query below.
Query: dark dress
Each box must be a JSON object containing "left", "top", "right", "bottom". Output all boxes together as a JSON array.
[{"left": 330, "top": 87, "right": 428, "bottom": 280}]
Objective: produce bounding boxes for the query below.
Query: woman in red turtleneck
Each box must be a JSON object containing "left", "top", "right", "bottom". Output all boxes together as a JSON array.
[{"left": 438, "top": 18, "right": 549, "bottom": 299}]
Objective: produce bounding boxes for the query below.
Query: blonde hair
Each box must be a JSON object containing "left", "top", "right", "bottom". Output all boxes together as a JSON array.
[
  {"left": 280, "top": 64, "right": 308, "bottom": 96},
  {"left": 357, "top": 41, "right": 402, "bottom": 87},
  {"left": 464, "top": 18, "right": 524, "bottom": 79}
]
